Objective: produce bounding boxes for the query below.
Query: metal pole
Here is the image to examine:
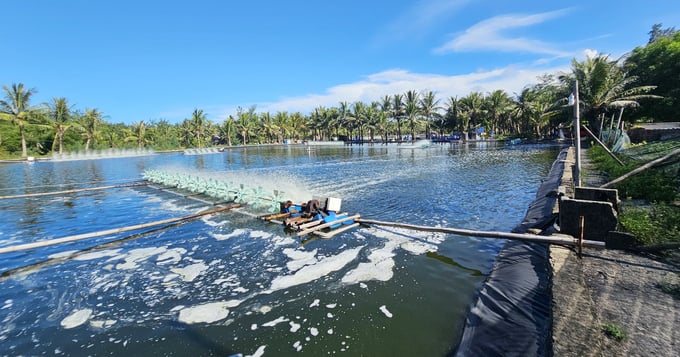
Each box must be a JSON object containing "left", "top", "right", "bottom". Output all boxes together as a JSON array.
[{"left": 574, "top": 80, "right": 582, "bottom": 187}]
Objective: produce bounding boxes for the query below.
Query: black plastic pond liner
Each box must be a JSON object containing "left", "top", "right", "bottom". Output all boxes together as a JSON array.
[{"left": 454, "top": 148, "right": 569, "bottom": 356}]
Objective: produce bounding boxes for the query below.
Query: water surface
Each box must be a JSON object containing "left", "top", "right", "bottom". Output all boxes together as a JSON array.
[{"left": 0, "top": 143, "right": 561, "bottom": 356}]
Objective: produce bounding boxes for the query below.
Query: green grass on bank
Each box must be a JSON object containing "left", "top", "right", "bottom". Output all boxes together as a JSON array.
[
  {"left": 588, "top": 140, "right": 680, "bottom": 245},
  {"left": 618, "top": 204, "right": 680, "bottom": 245}
]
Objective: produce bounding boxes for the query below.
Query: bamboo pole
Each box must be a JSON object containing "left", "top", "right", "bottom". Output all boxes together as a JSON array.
[
  {"left": 0, "top": 182, "right": 148, "bottom": 200},
  {"left": 580, "top": 125, "right": 625, "bottom": 166},
  {"left": 356, "top": 218, "right": 605, "bottom": 248},
  {"left": 313, "top": 223, "right": 360, "bottom": 239},
  {"left": 600, "top": 147, "right": 680, "bottom": 188},
  {"left": 296, "top": 215, "right": 361, "bottom": 237},
  {"left": 0, "top": 203, "right": 242, "bottom": 254}
]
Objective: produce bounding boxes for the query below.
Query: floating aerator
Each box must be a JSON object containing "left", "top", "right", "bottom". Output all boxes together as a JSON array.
[{"left": 142, "top": 170, "right": 284, "bottom": 212}]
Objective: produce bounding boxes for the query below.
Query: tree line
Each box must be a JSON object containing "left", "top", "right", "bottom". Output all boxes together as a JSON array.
[{"left": 1, "top": 25, "right": 677, "bottom": 158}]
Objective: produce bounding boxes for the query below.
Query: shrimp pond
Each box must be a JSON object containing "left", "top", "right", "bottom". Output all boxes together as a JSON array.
[{"left": 0, "top": 143, "right": 561, "bottom": 356}]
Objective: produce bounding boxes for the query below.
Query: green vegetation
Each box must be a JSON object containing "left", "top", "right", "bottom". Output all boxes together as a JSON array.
[
  {"left": 618, "top": 204, "right": 680, "bottom": 245},
  {"left": 1, "top": 25, "right": 679, "bottom": 159},
  {"left": 589, "top": 139, "right": 680, "bottom": 246},
  {"left": 589, "top": 143, "right": 679, "bottom": 203},
  {"left": 602, "top": 322, "right": 627, "bottom": 341}
]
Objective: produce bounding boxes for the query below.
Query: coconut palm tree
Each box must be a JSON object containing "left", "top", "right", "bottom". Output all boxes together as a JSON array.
[
  {"left": 337, "top": 101, "right": 351, "bottom": 140},
  {"left": 364, "top": 102, "right": 380, "bottom": 143},
  {"left": 391, "top": 94, "right": 404, "bottom": 142},
  {"left": 484, "top": 90, "right": 514, "bottom": 137},
  {"left": 81, "top": 108, "right": 104, "bottom": 151},
  {"left": 404, "top": 90, "right": 421, "bottom": 141},
  {"left": 0, "top": 83, "right": 39, "bottom": 157},
  {"left": 459, "top": 92, "right": 485, "bottom": 140},
  {"left": 124, "top": 120, "right": 148, "bottom": 148},
  {"left": 260, "top": 112, "right": 279, "bottom": 143},
  {"left": 189, "top": 109, "right": 207, "bottom": 148},
  {"left": 289, "top": 112, "right": 308, "bottom": 141},
  {"left": 513, "top": 87, "right": 560, "bottom": 138},
  {"left": 273, "top": 111, "right": 291, "bottom": 143},
  {"left": 350, "top": 101, "right": 366, "bottom": 143},
  {"left": 219, "top": 115, "right": 236, "bottom": 146},
  {"left": 46, "top": 97, "right": 74, "bottom": 154},
  {"left": 236, "top": 106, "right": 257, "bottom": 145},
  {"left": 563, "top": 53, "right": 659, "bottom": 133},
  {"left": 419, "top": 91, "right": 441, "bottom": 139}
]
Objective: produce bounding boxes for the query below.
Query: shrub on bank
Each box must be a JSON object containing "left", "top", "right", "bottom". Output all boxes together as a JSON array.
[
  {"left": 588, "top": 141, "right": 680, "bottom": 245},
  {"left": 618, "top": 204, "right": 680, "bottom": 245}
]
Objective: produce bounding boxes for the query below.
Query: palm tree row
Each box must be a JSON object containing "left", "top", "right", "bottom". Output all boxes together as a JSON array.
[{"left": 0, "top": 53, "right": 660, "bottom": 157}]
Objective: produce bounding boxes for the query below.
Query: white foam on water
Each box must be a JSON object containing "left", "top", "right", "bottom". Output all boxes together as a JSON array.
[
  {"left": 293, "top": 340, "right": 302, "bottom": 351},
  {"left": 341, "top": 240, "right": 397, "bottom": 285},
  {"left": 176, "top": 300, "right": 241, "bottom": 324},
  {"left": 251, "top": 324, "right": 258, "bottom": 330},
  {"left": 262, "top": 316, "right": 289, "bottom": 327},
  {"left": 171, "top": 262, "right": 208, "bottom": 282},
  {"left": 326, "top": 303, "right": 337, "bottom": 309},
  {"left": 114, "top": 247, "right": 168, "bottom": 270},
  {"left": 249, "top": 230, "right": 272, "bottom": 239},
  {"left": 156, "top": 248, "right": 186, "bottom": 265},
  {"left": 268, "top": 247, "right": 363, "bottom": 292},
  {"left": 48, "top": 250, "right": 79, "bottom": 259},
  {"left": 157, "top": 199, "right": 192, "bottom": 213},
  {"left": 202, "top": 218, "right": 229, "bottom": 227},
  {"left": 367, "top": 226, "right": 442, "bottom": 255},
  {"left": 309, "top": 299, "right": 320, "bottom": 308},
  {"left": 289, "top": 321, "right": 301, "bottom": 332},
  {"left": 60, "top": 308, "right": 93, "bottom": 329},
  {"left": 233, "top": 286, "right": 249, "bottom": 293},
  {"left": 212, "top": 229, "right": 247, "bottom": 241},
  {"left": 283, "top": 248, "right": 318, "bottom": 272},
  {"left": 89, "top": 319, "right": 117, "bottom": 329},
  {"left": 2, "top": 299, "right": 12, "bottom": 310},
  {"left": 379, "top": 305, "right": 393, "bottom": 318},
  {"left": 271, "top": 235, "right": 296, "bottom": 247},
  {"left": 72, "top": 249, "right": 122, "bottom": 261},
  {"left": 246, "top": 345, "right": 267, "bottom": 357},
  {"left": 327, "top": 328, "right": 334, "bottom": 335},
  {"left": 310, "top": 327, "right": 319, "bottom": 336}
]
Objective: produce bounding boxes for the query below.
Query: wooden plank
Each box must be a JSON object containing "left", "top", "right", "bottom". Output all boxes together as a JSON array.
[
  {"left": 296, "top": 219, "right": 322, "bottom": 230},
  {"left": 314, "top": 223, "right": 360, "bottom": 239},
  {"left": 297, "top": 215, "right": 360, "bottom": 237}
]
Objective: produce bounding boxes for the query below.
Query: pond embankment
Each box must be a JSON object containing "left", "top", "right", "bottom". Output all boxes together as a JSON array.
[
  {"left": 551, "top": 148, "right": 680, "bottom": 356},
  {"left": 456, "top": 146, "right": 680, "bottom": 356}
]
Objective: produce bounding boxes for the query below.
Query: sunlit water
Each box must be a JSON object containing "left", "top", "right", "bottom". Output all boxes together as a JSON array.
[{"left": 0, "top": 143, "right": 561, "bottom": 356}]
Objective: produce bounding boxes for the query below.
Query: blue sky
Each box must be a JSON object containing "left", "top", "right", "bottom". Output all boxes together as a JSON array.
[{"left": 2, "top": 0, "right": 679, "bottom": 124}]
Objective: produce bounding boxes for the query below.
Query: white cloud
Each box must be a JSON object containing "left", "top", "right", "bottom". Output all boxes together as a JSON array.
[
  {"left": 224, "top": 63, "right": 571, "bottom": 117},
  {"left": 434, "top": 9, "right": 571, "bottom": 56}
]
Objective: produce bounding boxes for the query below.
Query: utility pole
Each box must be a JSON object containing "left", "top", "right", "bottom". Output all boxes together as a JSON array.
[{"left": 573, "top": 80, "right": 582, "bottom": 187}]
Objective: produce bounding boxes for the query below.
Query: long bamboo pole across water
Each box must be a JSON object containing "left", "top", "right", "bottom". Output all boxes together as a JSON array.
[
  {"left": 0, "top": 203, "right": 242, "bottom": 254},
  {"left": 0, "top": 181, "right": 148, "bottom": 200},
  {"left": 356, "top": 218, "right": 606, "bottom": 248},
  {"left": 600, "top": 147, "right": 680, "bottom": 188}
]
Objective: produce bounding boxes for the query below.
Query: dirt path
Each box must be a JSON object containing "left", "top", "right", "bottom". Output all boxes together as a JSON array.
[{"left": 551, "top": 150, "right": 680, "bottom": 356}]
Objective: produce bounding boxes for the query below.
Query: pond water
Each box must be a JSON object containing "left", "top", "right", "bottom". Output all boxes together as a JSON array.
[{"left": 0, "top": 142, "right": 561, "bottom": 356}]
